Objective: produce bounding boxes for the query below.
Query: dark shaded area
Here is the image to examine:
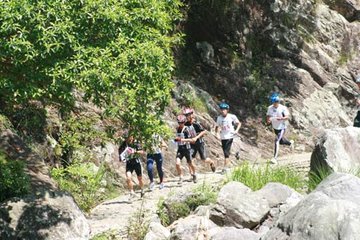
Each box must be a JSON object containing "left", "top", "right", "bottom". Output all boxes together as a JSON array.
[
  {"left": 0, "top": 192, "right": 74, "bottom": 240},
  {"left": 176, "top": 0, "right": 319, "bottom": 120},
  {"left": 1, "top": 104, "right": 48, "bottom": 144}
]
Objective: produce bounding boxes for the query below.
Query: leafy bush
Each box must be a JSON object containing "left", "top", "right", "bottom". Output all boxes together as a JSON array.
[
  {"left": 91, "top": 229, "right": 121, "bottom": 240},
  {"left": 0, "top": 152, "right": 30, "bottom": 202},
  {"left": 126, "top": 200, "right": 150, "bottom": 240},
  {"left": 157, "top": 183, "right": 218, "bottom": 226},
  {"left": 228, "top": 162, "right": 305, "bottom": 192},
  {"left": 0, "top": 0, "right": 183, "bottom": 142},
  {"left": 50, "top": 162, "right": 106, "bottom": 212}
]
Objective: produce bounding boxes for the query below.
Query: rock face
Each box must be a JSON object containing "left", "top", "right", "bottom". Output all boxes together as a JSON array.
[
  {"left": 209, "top": 182, "right": 302, "bottom": 230},
  {"left": 179, "top": 0, "right": 360, "bottom": 150},
  {"left": 261, "top": 173, "right": 360, "bottom": 240},
  {"left": 0, "top": 191, "right": 90, "bottom": 240},
  {"left": 144, "top": 222, "right": 171, "bottom": 240},
  {"left": 311, "top": 127, "right": 360, "bottom": 172},
  {"left": 0, "top": 129, "right": 90, "bottom": 239},
  {"left": 169, "top": 215, "right": 217, "bottom": 240},
  {"left": 209, "top": 227, "right": 261, "bottom": 240}
]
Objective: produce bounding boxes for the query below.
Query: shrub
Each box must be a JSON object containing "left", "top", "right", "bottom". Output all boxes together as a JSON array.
[
  {"left": 157, "top": 183, "right": 218, "bottom": 226},
  {"left": 91, "top": 229, "right": 121, "bottom": 240},
  {"left": 228, "top": 162, "right": 305, "bottom": 192},
  {"left": 126, "top": 200, "right": 150, "bottom": 240},
  {"left": 50, "top": 162, "right": 106, "bottom": 212},
  {"left": 0, "top": 152, "right": 30, "bottom": 202},
  {"left": 307, "top": 166, "right": 360, "bottom": 192}
]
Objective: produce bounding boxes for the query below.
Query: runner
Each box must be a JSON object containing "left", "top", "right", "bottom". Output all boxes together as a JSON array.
[
  {"left": 215, "top": 102, "right": 241, "bottom": 173},
  {"left": 183, "top": 108, "right": 216, "bottom": 172},
  {"left": 119, "top": 134, "right": 145, "bottom": 200},
  {"left": 146, "top": 134, "right": 167, "bottom": 190},
  {"left": 354, "top": 76, "right": 360, "bottom": 127},
  {"left": 266, "top": 93, "right": 294, "bottom": 164},
  {"left": 174, "top": 114, "right": 197, "bottom": 184}
]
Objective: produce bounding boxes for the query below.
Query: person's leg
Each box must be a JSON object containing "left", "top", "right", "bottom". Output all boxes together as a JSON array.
[
  {"left": 146, "top": 156, "right": 154, "bottom": 183},
  {"left": 126, "top": 162, "right": 134, "bottom": 193},
  {"left": 273, "top": 129, "right": 284, "bottom": 159},
  {"left": 185, "top": 151, "right": 196, "bottom": 183},
  {"left": 155, "top": 153, "right": 164, "bottom": 184},
  {"left": 222, "top": 139, "right": 233, "bottom": 169},
  {"left": 135, "top": 161, "right": 144, "bottom": 197},
  {"left": 279, "top": 129, "right": 291, "bottom": 145},
  {"left": 176, "top": 150, "right": 183, "bottom": 182},
  {"left": 198, "top": 142, "right": 215, "bottom": 172}
]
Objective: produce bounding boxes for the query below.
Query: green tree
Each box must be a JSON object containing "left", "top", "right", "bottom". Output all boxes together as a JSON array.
[{"left": 0, "top": 0, "right": 182, "bottom": 143}]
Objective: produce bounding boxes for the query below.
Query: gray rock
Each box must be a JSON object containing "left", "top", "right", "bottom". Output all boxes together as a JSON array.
[
  {"left": 0, "top": 191, "right": 90, "bottom": 240},
  {"left": 210, "top": 182, "right": 302, "bottom": 230},
  {"left": 145, "top": 222, "right": 170, "bottom": 240},
  {"left": 209, "top": 227, "right": 261, "bottom": 240},
  {"left": 261, "top": 173, "right": 360, "bottom": 240},
  {"left": 311, "top": 127, "right": 360, "bottom": 173},
  {"left": 210, "top": 182, "right": 267, "bottom": 229},
  {"left": 169, "top": 215, "right": 217, "bottom": 240},
  {"left": 256, "top": 183, "right": 302, "bottom": 208}
]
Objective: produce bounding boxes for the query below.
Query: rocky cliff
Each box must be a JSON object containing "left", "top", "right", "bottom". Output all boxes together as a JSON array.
[{"left": 176, "top": 0, "right": 360, "bottom": 148}]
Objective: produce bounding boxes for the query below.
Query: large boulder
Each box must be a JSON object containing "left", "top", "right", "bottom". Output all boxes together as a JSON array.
[
  {"left": 169, "top": 215, "right": 217, "bottom": 240},
  {"left": 209, "top": 227, "right": 261, "bottom": 240},
  {"left": 0, "top": 191, "right": 90, "bottom": 240},
  {"left": 144, "top": 222, "right": 170, "bottom": 240},
  {"left": 261, "top": 173, "right": 360, "bottom": 240},
  {"left": 209, "top": 182, "right": 301, "bottom": 229},
  {"left": 311, "top": 127, "right": 360, "bottom": 173},
  {"left": 0, "top": 129, "right": 90, "bottom": 239}
]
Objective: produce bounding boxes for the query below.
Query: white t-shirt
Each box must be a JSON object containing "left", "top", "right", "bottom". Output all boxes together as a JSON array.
[
  {"left": 266, "top": 104, "right": 289, "bottom": 130},
  {"left": 216, "top": 113, "right": 240, "bottom": 140}
]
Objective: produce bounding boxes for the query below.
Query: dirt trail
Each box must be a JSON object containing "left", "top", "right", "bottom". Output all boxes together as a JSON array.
[{"left": 87, "top": 152, "right": 312, "bottom": 238}]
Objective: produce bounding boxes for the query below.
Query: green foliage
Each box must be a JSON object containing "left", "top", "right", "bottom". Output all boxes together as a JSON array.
[
  {"left": 50, "top": 162, "right": 106, "bottom": 212},
  {"left": 307, "top": 167, "right": 332, "bottom": 192},
  {"left": 307, "top": 166, "right": 360, "bottom": 192},
  {"left": 228, "top": 162, "right": 305, "bottom": 192},
  {"left": 0, "top": 152, "right": 30, "bottom": 202},
  {"left": 58, "top": 114, "right": 109, "bottom": 162},
  {"left": 157, "top": 197, "right": 171, "bottom": 226},
  {"left": 157, "top": 183, "right": 218, "bottom": 226},
  {"left": 126, "top": 200, "right": 150, "bottom": 240},
  {"left": 91, "top": 229, "right": 121, "bottom": 240},
  {"left": 185, "top": 183, "right": 218, "bottom": 210},
  {"left": 0, "top": 0, "right": 183, "bottom": 142}
]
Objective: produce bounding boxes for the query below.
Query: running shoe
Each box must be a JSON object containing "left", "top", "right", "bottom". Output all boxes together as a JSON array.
[
  {"left": 210, "top": 162, "right": 216, "bottom": 172},
  {"left": 270, "top": 157, "right": 278, "bottom": 164},
  {"left": 192, "top": 174, "right": 197, "bottom": 183},
  {"left": 159, "top": 183, "right": 164, "bottom": 189},
  {"left": 149, "top": 182, "right": 155, "bottom": 191}
]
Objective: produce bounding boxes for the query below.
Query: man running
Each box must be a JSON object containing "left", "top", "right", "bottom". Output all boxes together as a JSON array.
[
  {"left": 146, "top": 134, "right": 167, "bottom": 190},
  {"left": 119, "top": 134, "right": 145, "bottom": 200},
  {"left": 215, "top": 102, "right": 241, "bottom": 172},
  {"left": 354, "top": 76, "right": 360, "bottom": 127},
  {"left": 183, "top": 108, "right": 216, "bottom": 172},
  {"left": 175, "top": 114, "right": 197, "bottom": 184},
  {"left": 266, "top": 93, "right": 294, "bottom": 164}
]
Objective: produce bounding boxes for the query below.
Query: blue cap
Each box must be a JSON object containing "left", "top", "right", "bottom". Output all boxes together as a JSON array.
[
  {"left": 270, "top": 93, "right": 280, "bottom": 104},
  {"left": 219, "top": 102, "right": 230, "bottom": 109}
]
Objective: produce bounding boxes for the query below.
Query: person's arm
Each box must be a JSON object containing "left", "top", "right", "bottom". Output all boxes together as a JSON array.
[
  {"left": 277, "top": 106, "right": 289, "bottom": 121},
  {"left": 266, "top": 115, "right": 272, "bottom": 125},
  {"left": 234, "top": 121, "right": 241, "bottom": 133}
]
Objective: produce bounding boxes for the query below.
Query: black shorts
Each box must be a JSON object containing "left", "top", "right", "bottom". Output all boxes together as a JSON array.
[
  {"left": 126, "top": 159, "right": 142, "bottom": 177},
  {"left": 221, "top": 138, "right": 233, "bottom": 158},
  {"left": 191, "top": 142, "right": 206, "bottom": 160},
  {"left": 176, "top": 148, "right": 192, "bottom": 163},
  {"left": 354, "top": 111, "right": 360, "bottom": 127}
]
